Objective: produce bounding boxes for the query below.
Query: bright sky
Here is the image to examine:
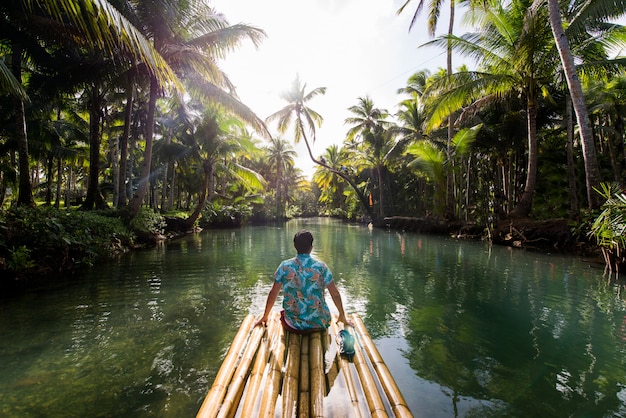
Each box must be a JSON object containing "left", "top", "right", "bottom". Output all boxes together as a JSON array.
[{"left": 211, "top": 0, "right": 453, "bottom": 178}]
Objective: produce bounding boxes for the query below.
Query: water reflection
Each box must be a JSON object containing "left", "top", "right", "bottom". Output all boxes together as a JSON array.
[{"left": 0, "top": 219, "right": 625, "bottom": 417}]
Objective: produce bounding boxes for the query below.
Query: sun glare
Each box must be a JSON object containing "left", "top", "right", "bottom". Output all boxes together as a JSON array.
[{"left": 211, "top": 0, "right": 442, "bottom": 178}]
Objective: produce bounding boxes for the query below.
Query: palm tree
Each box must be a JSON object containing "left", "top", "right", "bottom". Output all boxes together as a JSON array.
[
  {"left": 397, "top": 70, "right": 432, "bottom": 99},
  {"left": 179, "top": 110, "right": 265, "bottom": 230},
  {"left": 126, "top": 0, "right": 268, "bottom": 218},
  {"left": 406, "top": 126, "right": 479, "bottom": 217},
  {"left": 395, "top": 97, "right": 428, "bottom": 144},
  {"left": 424, "top": 0, "right": 558, "bottom": 218},
  {"left": 545, "top": 0, "right": 626, "bottom": 210},
  {"left": 397, "top": 0, "right": 459, "bottom": 218},
  {"left": 266, "top": 137, "right": 296, "bottom": 218},
  {"left": 0, "top": 0, "right": 179, "bottom": 207},
  {"left": 345, "top": 96, "right": 394, "bottom": 219},
  {"left": 265, "top": 74, "right": 326, "bottom": 159},
  {"left": 266, "top": 75, "right": 376, "bottom": 221},
  {"left": 313, "top": 145, "right": 348, "bottom": 211}
]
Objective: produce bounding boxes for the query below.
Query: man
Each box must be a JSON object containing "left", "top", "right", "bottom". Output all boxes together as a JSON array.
[{"left": 255, "top": 229, "right": 352, "bottom": 332}]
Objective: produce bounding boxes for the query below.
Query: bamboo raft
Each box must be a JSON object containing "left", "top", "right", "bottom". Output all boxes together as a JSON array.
[{"left": 197, "top": 311, "right": 413, "bottom": 418}]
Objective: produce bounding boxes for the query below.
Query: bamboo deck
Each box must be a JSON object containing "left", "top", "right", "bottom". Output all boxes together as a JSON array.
[{"left": 197, "top": 311, "right": 413, "bottom": 418}]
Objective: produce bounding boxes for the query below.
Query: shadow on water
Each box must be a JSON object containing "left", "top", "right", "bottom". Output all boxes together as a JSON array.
[{"left": 1, "top": 218, "right": 625, "bottom": 417}]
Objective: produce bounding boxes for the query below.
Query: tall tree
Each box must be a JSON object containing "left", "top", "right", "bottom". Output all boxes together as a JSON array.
[
  {"left": 266, "top": 136, "right": 296, "bottom": 218},
  {"left": 424, "top": 0, "right": 558, "bottom": 218},
  {"left": 0, "top": 0, "right": 179, "bottom": 207},
  {"left": 544, "top": 0, "right": 626, "bottom": 209},
  {"left": 397, "top": 0, "right": 458, "bottom": 218},
  {"left": 545, "top": 0, "right": 601, "bottom": 210},
  {"left": 126, "top": 0, "right": 267, "bottom": 218},
  {"left": 344, "top": 96, "right": 393, "bottom": 220},
  {"left": 180, "top": 110, "right": 265, "bottom": 229}
]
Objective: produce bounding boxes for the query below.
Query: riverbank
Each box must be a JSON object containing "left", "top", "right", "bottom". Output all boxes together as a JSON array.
[{"left": 384, "top": 216, "right": 600, "bottom": 258}]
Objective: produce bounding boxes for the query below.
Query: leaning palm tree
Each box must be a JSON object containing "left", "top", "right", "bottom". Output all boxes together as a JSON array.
[{"left": 266, "top": 75, "right": 376, "bottom": 221}]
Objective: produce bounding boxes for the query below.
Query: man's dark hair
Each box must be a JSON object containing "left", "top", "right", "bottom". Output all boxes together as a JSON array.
[{"left": 294, "top": 230, "right": 314, "bottom": 254}]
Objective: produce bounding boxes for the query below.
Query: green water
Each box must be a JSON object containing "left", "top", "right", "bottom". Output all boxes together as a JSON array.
[{"left": 1, "top": 218, "right": 625, "bottom": 417}]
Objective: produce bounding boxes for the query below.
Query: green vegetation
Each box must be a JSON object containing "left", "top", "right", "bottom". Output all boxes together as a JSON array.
[
  {"left": 0, "top": 207, "right": 135, "bottom": 278},
  {"left": 2, "top": 0, "right": 626, "bottom": 280}
]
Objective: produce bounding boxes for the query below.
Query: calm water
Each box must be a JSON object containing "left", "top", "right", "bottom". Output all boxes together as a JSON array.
[{"left": 1, "top": 218, "right": 625, "bottom": 417}]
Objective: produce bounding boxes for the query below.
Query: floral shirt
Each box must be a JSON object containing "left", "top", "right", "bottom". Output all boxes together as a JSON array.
[{"left": 275, "top": 254, "right": 333, "bottom": 330}]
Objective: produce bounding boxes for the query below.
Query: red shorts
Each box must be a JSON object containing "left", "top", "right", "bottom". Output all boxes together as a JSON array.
[{"left": 280, "top": 310, "right": 326, "bottom": 335}]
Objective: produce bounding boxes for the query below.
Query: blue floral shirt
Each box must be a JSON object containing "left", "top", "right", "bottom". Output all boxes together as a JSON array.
[{"left": 275, "top": 254, "right": 333, "bottom": 330}]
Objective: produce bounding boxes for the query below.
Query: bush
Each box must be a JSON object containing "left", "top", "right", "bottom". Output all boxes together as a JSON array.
[
  {"left": 0, "top": 207, "right": 135, "bottom": 278},
  {"left": 199, "top": 202, "right": 251, "bottom": 228},
  {"left": 589, "top": 183, "right": 626, "bottom": 271},
  {"left": 128, "top": 207, "right": 166, "bottom": 236}
]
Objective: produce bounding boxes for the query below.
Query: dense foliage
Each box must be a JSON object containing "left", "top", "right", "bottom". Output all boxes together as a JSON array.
[
  {"left": 0, "top": 207, "right": 135, "bottom": 278},
  {"left": 2, "top": 0, "right": 626, "bottom": 277}
]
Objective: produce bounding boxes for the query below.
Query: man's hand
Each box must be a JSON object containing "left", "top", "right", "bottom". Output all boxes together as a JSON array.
[
  {"left": 254, "top": 316, "right": 268, "bottom": 328},
  {"left": 337, "top": 313, "right": 354, "bottom": 328}
]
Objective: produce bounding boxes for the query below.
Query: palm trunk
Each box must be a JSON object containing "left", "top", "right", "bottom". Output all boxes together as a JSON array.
[
  {"left": 185, "top": 161, "right": 212, "bottom": 228},
  {"left": 445, "top": 0, "right": 456, "bottom": 220},
  {"left": 55, "top": 157, "right": 62, "bottom": 208},
  {"left": 45, "top": 154, "right": 53, "bottom": 205},
  {"left": 117, "top": 79, "right": 134, "bottom": 208},
  {"left": 276, "top": 165, "right": 282, "bottom": 216},
  {"left": 128, "top": 75, "right": 159, "bottom": 217},
  {"left": 565, "top": 96, "right": 579, "bottom": 217},
  {"left": 82, "top": 84, "right": 107, "bottom": 210},
  {"left": 12, "top": 42, "right": 34, "bottom": 207},
  {"left": 509, "top": 99, "right": 538, "bottom": 218},
  {"left": 377, "top": 166, "right": 384, "bottom": 219},
  {"left": 548, "top": 0, "right": 601, "bottom": 209}
]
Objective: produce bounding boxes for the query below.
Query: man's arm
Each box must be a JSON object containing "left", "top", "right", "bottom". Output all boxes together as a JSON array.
[
  {"left": 255, "top": 281, "right": 282, "bottom": 327},
  {"left": 327, "top": 282, "right": 353, "bottom": 326}
]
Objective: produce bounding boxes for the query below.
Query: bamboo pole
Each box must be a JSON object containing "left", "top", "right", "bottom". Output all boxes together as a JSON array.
[
  {"left": 197, "top": 314, "right": 256, "bottom": 418},
  {"left": 217, "top": 322, "right": 266, "bottom": 418},
  {"left": 323, "top": 332, "right": 339, "bottom": 394},
  {"left": 299, "top": 334, "right": 310, "bottom": 417},
  {"left": 353, "top": 315, "right": 413, "bottom": 418},
  {"left": 239, "top": 316, "right": 278, "bottom": 417},
  {"left": 309, "top": 331, "right": 325, "bottom": 417},
  {"left": 283, "top": 332, "right": 302, "bottom": 417},
  {"left": 258, "top": 312, "right": 285, "bottom": 418},
  {"left": 323, "top": 335, "right": 346, "bottom": 418},
  {"left": 330, "top": 319, "right": 363, "bottom": 418},
  {"left": 348, "top": 317, "right": 388, "bottom": 418}
]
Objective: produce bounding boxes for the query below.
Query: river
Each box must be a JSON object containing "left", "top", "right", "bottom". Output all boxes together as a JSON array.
[{"left": 1, "top": 218, "right": 625, "bottom": 417}]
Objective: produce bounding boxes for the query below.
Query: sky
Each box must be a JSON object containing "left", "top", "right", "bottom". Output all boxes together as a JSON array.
[{"left": 210, "top": 0, "right": 455, "bottom": 178}]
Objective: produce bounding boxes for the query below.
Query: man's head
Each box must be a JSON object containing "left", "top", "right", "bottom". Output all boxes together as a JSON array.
[{"left": 294, "top": 230, "right": 314, "bottom": 254}]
